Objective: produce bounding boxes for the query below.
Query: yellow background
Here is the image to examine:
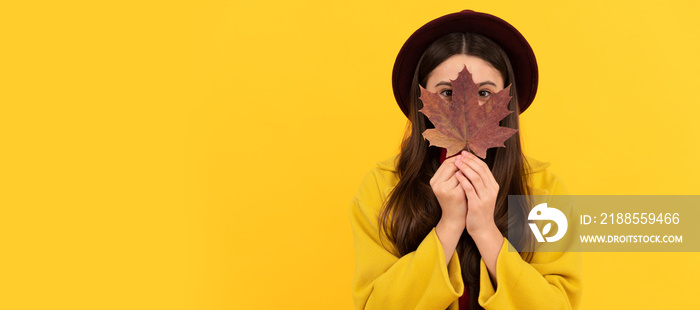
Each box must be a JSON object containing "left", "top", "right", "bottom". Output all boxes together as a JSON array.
[{"left": 2, "top": 0, "right": 699, "bottom": 309}]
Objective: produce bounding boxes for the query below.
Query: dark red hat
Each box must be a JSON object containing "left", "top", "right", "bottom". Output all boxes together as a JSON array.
[{"left": 392, "top": 10, "right": 538, "bottom": 116}]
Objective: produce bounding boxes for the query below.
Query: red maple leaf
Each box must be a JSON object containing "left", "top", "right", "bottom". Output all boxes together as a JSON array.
[{"left": 418, "top": 66, "right": 518, "bottom": 159}]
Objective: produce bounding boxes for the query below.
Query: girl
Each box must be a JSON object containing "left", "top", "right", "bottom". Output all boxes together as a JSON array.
[{"left": 349, "top": 10, "right": 582, "bottom": 310}]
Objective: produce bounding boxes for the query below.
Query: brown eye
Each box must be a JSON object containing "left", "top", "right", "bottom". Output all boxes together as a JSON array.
[
  {"left": 478, "top": 90, "right": 492, "bottom": 98},
  {"left": 440, "top": 89, "right": 452, "bottom": 97}
]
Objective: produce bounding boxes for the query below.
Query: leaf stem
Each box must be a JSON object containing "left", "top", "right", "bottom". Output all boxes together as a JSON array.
[{"left": 464, "top": 145, "right": 475, "bottom": 156}]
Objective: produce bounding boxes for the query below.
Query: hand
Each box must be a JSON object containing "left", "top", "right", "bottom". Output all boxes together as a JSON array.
[
  {"left": 454, "top": 150, "right": 500, "bottom": 237},
  {"left": 430, "top": 156, "right": 467, "bottom": 230}
]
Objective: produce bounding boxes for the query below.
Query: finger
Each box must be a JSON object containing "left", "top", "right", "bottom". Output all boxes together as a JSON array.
[
  {"left": 444, "top": 172, "right": 460, "bottom": 189},
  {"left": 455, "top": 158, "right": 486, "bottom": 199},
  {"left": 431, "top": 157, "right": 450, "bottom": 184},
  {"left": 433, "top": 156, "right": 460, "bottom": 183},
  {"left": 461, "top": 151, "right": 498, "bottom": 189},
  {"left": 455, "top": 171, "right": 479, "bottom": 203}
]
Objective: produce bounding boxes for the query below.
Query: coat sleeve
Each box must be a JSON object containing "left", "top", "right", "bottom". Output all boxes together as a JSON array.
[
  {"left": 349, "top": 169, "right": 464, "bottom": 310},
  {"left": 477, "top": 177, "right": 583, "bottom": 309}
]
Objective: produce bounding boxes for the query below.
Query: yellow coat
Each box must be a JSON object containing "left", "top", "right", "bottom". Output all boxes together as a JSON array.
[{"left": 349, "top": 154, "right": 582, "bottom": 310}]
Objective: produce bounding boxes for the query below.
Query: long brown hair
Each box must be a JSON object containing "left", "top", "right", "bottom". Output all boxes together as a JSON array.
[{"left": 378, "top": 33, "right": 534, "bottom": 310}]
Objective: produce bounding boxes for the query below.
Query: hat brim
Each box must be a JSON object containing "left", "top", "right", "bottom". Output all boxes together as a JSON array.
[{"left": 392, "top": 10, "right": 538, "bottom": 116}]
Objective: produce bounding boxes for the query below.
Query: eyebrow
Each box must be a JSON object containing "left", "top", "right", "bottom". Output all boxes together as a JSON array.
[{"left": 435, "top": 81, "right": 497, "bottom": 87}]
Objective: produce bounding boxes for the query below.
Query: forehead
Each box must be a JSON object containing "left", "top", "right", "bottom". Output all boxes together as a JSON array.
[{"left": 426, "top": 54, "right": 504, "bottom": 87}]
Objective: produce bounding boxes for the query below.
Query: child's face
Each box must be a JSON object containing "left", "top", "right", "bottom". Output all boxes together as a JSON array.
[{"left": 425, "top": 54, "right": 504, "bottom": 105}]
